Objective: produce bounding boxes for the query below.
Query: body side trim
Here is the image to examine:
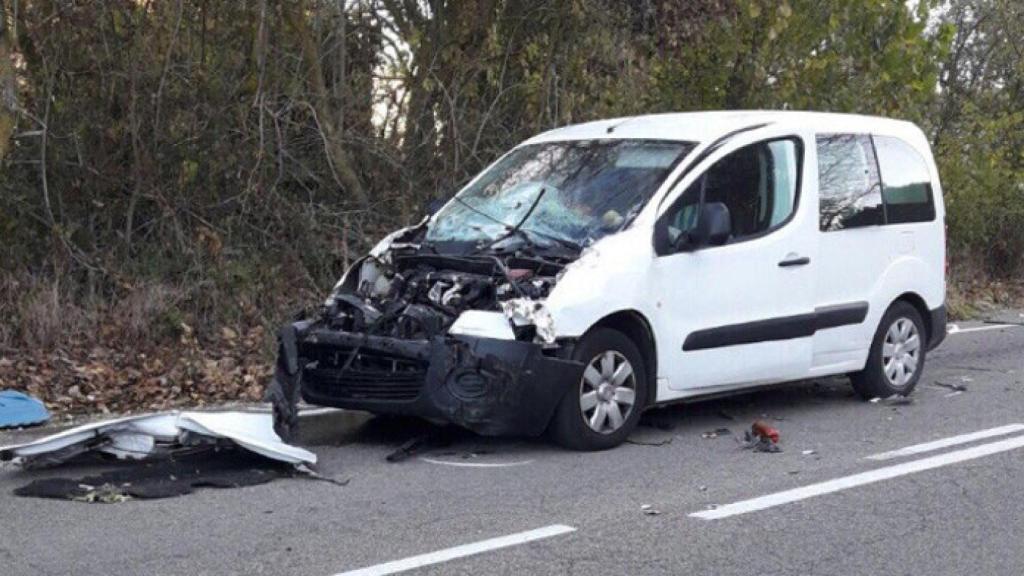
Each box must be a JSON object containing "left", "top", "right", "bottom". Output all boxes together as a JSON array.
[{"left": 682, "top": 302, "right": 869, "bottom": 351}]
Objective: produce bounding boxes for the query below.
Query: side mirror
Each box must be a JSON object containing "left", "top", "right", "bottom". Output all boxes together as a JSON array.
[{"left": 693, "top": 202, "right": 732, "bottom": 247}]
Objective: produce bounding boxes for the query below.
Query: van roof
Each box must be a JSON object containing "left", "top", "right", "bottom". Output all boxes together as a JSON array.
[{"left": 523, "top": 111, "right": 925, "bottom": 146}]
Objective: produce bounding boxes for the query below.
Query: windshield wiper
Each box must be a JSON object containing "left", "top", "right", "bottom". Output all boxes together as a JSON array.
[
  {"left": 452, "top": 189, "right": 581, "bottom": 255},
  {"left": 473, "top": 188, "right": 547, "bottom": 254},
  {"left": 503, "top": 187, "right": 547, "bottom": 240},
  {"left": 452, "top": 196, "right": 510, "bottom": 230},
  {"left": 520, "top": 227, "right": 583, "bottom": 253}
]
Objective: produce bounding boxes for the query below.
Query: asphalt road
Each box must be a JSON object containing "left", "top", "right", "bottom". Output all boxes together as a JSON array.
[{"left": 2, "top": 317, "right": 1023, "bottom": 576}]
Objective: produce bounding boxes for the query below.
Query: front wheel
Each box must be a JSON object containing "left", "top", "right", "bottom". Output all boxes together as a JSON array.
[
  {"left": 851, "top": 301, "right": 927, "bottom": 400},
  {"left": 549, "top": 328, "right": 648, "bottom": 450}
]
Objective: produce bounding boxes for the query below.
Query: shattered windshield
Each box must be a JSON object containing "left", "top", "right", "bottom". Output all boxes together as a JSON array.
[{"left": 426, "top": 139, "right": 693, "bottom": 246}]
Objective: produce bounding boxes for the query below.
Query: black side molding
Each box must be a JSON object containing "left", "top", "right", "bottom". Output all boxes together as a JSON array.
[
  {"left": 814, "top": 302, "right": 870, "bottom": 331},
  {"left": 683, "top": 302, "right": 869, "bottom": 351}
]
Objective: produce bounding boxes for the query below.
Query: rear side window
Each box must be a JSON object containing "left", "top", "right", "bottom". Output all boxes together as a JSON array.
[
  {"left": 816, "top": 134, "right": 883, "bottom": 231},
  {"left": 873, "top": 136, "right": 936, "bottom": 223}
]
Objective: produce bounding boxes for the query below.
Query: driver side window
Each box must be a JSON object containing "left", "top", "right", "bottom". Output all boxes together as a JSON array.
[{"left": 667, "top": 138, "right": 801, "bottom": 245}]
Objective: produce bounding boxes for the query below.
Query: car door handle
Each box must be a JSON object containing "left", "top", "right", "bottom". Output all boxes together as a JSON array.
[{"left": 778, "top": 256, "right": 810, "bottom": 267}]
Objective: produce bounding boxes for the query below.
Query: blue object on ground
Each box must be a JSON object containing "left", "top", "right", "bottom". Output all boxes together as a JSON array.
[{"left": 0, "top": 391, "right": 51, "bottom": 428}]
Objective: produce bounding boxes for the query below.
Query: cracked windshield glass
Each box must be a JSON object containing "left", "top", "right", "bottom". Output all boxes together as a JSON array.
[{"left": 426, "top": 140, "right": 693, "bottom": 247}]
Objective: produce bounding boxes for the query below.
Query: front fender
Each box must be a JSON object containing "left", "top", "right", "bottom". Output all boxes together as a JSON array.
[{"left": 545, "top": 229, "right": 656, "bottom": 338}]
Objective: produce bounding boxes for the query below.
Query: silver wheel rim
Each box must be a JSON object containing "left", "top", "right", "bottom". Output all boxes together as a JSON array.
[
  {"left": 579, "top": 350, "right": 637, "bottom": 434},
  {"left": 882, "top": 317, "right": 921, "bottom": 388}
]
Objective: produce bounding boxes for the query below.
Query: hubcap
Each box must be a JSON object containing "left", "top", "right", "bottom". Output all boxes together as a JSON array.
[
  {"left": 882, "top": 317, "right": 921, "bottom": 388},
  {"left": 580, "top": 350, "right": 637, "bottom": 434}
]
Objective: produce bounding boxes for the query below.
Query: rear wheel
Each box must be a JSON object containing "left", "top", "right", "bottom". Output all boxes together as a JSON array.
[
  {"left": 851, "top": 301, "right": 927, "bottom": 399},
  {"left": 549, "top": 328, "right": 647, "bottom": 450}
]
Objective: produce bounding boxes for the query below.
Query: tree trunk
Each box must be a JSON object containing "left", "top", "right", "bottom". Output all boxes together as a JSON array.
[
  {"left": 284, "top": 2, "right": 369, "bottom": 209},
  {"left": 0, "top": 0, "right": 18, "bottom": 162}
]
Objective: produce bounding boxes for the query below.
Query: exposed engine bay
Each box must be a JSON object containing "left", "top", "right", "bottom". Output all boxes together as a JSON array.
[
  {"left": 267, "top": 223, "right": 587, "bottom": 440},
  {"left": 325, "top": 241, "right": 564, "bottom": 343}
]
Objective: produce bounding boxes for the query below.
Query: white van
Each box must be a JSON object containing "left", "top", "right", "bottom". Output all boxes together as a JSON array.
[{"left": 269, "top": 111, "right": 946, "bottom": 450}]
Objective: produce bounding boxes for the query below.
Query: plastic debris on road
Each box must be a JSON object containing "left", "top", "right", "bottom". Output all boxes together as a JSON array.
[
  {"left": 0, "top": 411, "right": 316, "bottom": 469},
  {"left": 871, "top": 395, "right": 915, "bottom": 406},
  {"left": 385, "top": 427, "right": 460, "bottom": 463},
  {"left": 626, "top": 436, "right": 674, "bottom": 446},
  {"left": 640, "top": 504, "right": 661, "bottom": 516},
  {"left": 741, "top": 420, "right": 782, "bottom": 453},
  {"left": 701, "top": 428, "right": 733, "bottom": 439},
  {"left": 0, "top": 391, "right": 51, "bottom": 429},
  {"left": 751, "top": 420, "right": 780, "bottom": 443},
  {"left": 934, "top": 380, "right": 969, "bottom": 392}
]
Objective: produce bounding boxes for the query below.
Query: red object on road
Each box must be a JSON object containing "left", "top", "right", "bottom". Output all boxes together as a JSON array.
[{"left": 751, "top": 420, "right": 780, "bottom": 444}]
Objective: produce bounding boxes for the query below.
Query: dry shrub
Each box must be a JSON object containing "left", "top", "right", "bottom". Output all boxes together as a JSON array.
[
  {"left": 0, "top": 274, "right": 94, "bottom": 351},
  {"left": 0, "top": 271, "right": 187, "bottom": 353},
  {"left": 947, "top": 251, "right": 1024, "bottom": 320},
  {"left": 116, "top": 283, "right": 185, "bottom": 344}
]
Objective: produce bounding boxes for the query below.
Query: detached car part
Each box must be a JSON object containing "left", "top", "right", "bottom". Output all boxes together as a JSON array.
[{"left": 0, "top": 411, "right": 317, "bottom": 468}]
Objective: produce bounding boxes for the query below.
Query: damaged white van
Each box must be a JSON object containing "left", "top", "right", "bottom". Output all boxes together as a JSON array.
[{"left": 267, "top": 111, "right": 946, "bottom": 450}]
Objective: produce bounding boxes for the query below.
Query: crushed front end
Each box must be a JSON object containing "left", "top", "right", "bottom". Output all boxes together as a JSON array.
[{"left": 267, "top": 227, "right": 585, "bottom": 439}]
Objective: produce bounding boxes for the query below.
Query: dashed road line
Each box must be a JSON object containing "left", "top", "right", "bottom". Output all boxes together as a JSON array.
[
  {"left": 331, "top": 524, "right": 576, "bottom": 576},
  {"left": 690, "top": 434, "right": 1024, "bottom": 520}
]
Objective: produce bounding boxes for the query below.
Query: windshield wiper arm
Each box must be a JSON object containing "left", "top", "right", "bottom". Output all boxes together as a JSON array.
[
  {"left": 504, "top": 187, "right": 546, "bottom": 239},
  {"left": 452, "top": 196, "right": 510, "bottom": 229},
  {"left": 473, "top": 188, "right": 547, "bottom": 254},
  {"left": 520, "top": 227, "right": 583, "bottom": 252}
]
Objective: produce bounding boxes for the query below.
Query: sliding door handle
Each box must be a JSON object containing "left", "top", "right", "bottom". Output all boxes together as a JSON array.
[{"left": 778, "top": 256, "right": 810, "bottom": 267}]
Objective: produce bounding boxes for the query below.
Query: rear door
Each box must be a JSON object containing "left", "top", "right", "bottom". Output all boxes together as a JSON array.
[
  {"left": 810, "top": 134, "right": 889, "bottom": 372},
  {"left": 647, "top": 129, "right": 818, "bottom": 392},
  {"left": 811, "top": 133, "right": 945, "bottom": 373}
]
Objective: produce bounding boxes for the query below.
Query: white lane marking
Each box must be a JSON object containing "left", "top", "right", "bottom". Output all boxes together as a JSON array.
[
  {"left": 864, "top": 424, "right": 1024, "bottom": 461},
  {"left": 690, "top": 434, "right": 1024, "bottom": 520},
  {"left": 420, "top": 456, "right": 535, "bottom": 468},
  {"left": 332, "top": 524, "right": 576, "bottom": 576},
  {"left": 948, "top": 323, "right": 1016, "bottom": 334}
]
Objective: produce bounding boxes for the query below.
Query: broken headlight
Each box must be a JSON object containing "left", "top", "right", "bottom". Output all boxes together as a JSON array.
[{"left": 501, "top": 299, "right": 557, "bottom": 344}]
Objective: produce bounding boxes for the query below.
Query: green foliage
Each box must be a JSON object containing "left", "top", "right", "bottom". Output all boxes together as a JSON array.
[
  {"left": 647, "top": 0, "right": 947, "bottom": 119},
  {"left": 939, "top": 105, "right": 1024, "bottom": 275},
  {"left": 933, "top": 0, "right": 1024, "bottom": 277},
  {"left": 0, "top": 0, "right": 1020, "bottom": 348}
]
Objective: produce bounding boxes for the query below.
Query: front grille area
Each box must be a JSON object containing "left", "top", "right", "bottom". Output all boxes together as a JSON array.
[{"left": 301, "top": 343, "right": 428, "bottom": 402}]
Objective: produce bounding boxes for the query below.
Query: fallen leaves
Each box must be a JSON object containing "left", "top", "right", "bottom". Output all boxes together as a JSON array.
[{"left": 0, "top": 324, "right": 272, "bottom": 416}]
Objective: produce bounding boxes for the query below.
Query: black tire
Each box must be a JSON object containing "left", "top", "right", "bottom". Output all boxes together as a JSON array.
[
  {"left": 851, "top": 301, "right": 927, "bottom": 400},
  {"left": 549, "top": 328, "right": 648, "bottom": 450}
]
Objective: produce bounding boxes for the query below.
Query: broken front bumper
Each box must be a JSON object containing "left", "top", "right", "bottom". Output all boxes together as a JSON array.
[{"left": 277, "top": 322, "right": 583, "bottom": 437}]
